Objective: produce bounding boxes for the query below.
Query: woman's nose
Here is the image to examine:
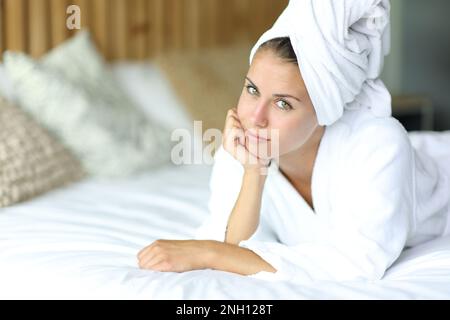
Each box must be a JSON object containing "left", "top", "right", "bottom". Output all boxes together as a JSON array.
[{"left": 250, "top": 102, "right": 269, "bottom": 128}]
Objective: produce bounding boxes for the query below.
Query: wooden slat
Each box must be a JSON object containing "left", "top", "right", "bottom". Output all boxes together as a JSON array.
[
  {"left": 202, "top": 0, "right": 217, "bottom": 48},
  {"left": 82, "top": 0, "right": 91, "bottom": 29},
  {"left": 0, "top": 0, "right": 3, "bottom": 57},
  {"left": 249, "top": 0, "right": 267, "bottom": 43},
  {"left": 198, "top": 2, "right": 208, "bottom": 48},
  {"left": 216, "top": 0, "right": 232, "bottom": 46},
  {"left": 28, "top": 0, "right": 50, "bottom": 58},
  {"left": 267, "top": 0, "right": 288, "bottom": 24},
  {"left": 172, "top": 0, "right": 183, "bottom": 50},
  {"left": 231, "top": 0, "right": 248, "bottom": 43},
  {"left": 0, "top": 0, "right": 289, "bottom": 61},
  {"left": 128, "top": 0, "right": 148, "bottom": 60},
  {"left": 162, "top": 0, "right": 174, "bottom": 51},
  {"left": 4, "top": 0, "right": 27, "bottom": 52},
  {"left": 184, "top": 0, "right": 200, "bottom": 51},
  {"left": 163, "top": 0, "right": 183, "bottom": 51},
  {"left": 149, "top": 0, "right": 164, "bottom": 56},
  {"left": 50, "top": 0, "right": 68, "bottom": 48},
  {"left": 109, "top": 0, "right": 127, "bottom": 60},
  {"left": 92, "top": 0, "right": 108, "bottom": 55}
]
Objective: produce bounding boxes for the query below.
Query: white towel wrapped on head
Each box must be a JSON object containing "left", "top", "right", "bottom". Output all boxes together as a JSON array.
[{"left": 249, "top": 0, "right": 392, "bottom": 126}]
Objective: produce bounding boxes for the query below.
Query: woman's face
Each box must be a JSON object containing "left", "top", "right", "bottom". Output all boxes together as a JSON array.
[{"left": 237, "top": 49, "right": 321, "bottom": 160}]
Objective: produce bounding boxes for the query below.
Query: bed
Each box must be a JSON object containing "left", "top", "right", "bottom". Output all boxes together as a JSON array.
[{"left": 1, "top": 61, "right": 450, "bottom": 299}]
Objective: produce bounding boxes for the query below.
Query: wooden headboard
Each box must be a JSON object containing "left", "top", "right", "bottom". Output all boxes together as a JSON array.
[{"left": 0, "top": 0, "right": 288, "bottom": 61}]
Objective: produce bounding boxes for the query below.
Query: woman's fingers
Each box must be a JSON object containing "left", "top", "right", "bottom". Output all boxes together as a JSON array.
[
  {"left": 229, "top": 116, "right": 242, "bottom": 129},
  {"left": 137, "top": 245, "right": 151, "bottom": 260},
  {"left": 235, "top": 138, "right": 261, "bottom": 165},
  {"left": 226, "top": 113, "right": 242, "bottom": 130},
  {"left": 233, "top": 126, "right": 246, "bottom": 147},
  {"left": 223, "top": 109, "right": 245, "bottom": 150},
  {"left": 139, "top": 245, "right": 164, "bottom": 269},
  {"left": 143, "top": 255, "right": 165, "bottom": 270},
  {"left": 138, "top": 241, "right": 159, "bottom": 266}
]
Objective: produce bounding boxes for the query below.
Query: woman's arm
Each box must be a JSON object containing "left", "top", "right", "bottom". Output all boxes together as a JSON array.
[
  {"left": 225, "top": 169, "right": 267, "bottom": 245},
  {"left": 222, "top": 108, "right": 271, "bottom": 245},
  {"left": 138, "top": 239, "right": 276, "bottom": 275},
  {"left": 208, "top": 240, "right": 276, "bottom": 275}
]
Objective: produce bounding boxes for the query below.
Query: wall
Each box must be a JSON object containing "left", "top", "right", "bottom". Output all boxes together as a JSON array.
[
  {"left": 0, "top": 0, "right": 288, "bottom": 60},
  {"left": 402, "top": 0, "right": 450, "bottom": 130}
]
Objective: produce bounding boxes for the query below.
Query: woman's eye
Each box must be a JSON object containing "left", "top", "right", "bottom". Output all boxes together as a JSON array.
[
  {"left": 246, "top": 85, "right": 258, "bottom": 96},
  {"left": 276, "top": 100, "right": 292, "bottom": 111}
]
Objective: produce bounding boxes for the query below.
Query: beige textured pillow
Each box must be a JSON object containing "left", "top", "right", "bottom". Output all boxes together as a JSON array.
[{"left": 0, "top": 97, "right": 86, "bottom": 207}]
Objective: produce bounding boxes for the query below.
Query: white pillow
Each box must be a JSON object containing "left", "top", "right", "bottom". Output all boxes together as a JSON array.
[
  {"left": 385, "top": 234, "right": 450, "bottom": 280},
  {"left": 111, "top": 62, "right": 193, "bottom": 133},
  {"left": 3, "top": 31, "right": 174, "bottom": 178}
]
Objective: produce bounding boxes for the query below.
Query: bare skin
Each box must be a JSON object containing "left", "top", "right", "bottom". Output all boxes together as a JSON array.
[
  {"left": 137, "top": 239, "right": 275, "bottom": 275},
  {"left": 138, "top": 49, "right": 324, "bottom": 276}
]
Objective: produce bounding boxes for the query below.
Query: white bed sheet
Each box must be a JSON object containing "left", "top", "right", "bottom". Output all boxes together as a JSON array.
[
  {"left": 1, "top": 62, "right": 450, "bottom": 299},
  {"left": 1, "top": 160, "right": 450, "bottom": 299}
]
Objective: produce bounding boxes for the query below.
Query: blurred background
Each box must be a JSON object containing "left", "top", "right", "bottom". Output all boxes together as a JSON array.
[{"left": 0, "top": 0, "right": 449, "bottom": 131}]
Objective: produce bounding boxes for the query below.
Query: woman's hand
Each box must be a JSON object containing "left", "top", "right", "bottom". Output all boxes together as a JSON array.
[
  {"left": 137, "top": 239, "right": 214, "bottom": 272},
  {"left": 222, "top": 108, "right": 271, "bottom": 171}
]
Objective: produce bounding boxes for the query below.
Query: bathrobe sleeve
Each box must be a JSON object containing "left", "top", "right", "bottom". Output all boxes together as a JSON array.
[
  {"left": 239, "top": 120, "right": 415, "bottom": 282},
  {"left": 194, "top": 145, "right": 244, "bottom": 241}
]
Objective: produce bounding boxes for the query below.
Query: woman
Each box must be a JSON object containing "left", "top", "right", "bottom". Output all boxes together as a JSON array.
[{"left": 137, "top": 0, "right": 450, "bottom": 281}]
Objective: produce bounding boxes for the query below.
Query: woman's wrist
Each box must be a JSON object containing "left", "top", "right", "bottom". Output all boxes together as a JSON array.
[
  {"left": 205, "top": 240, "right": 237, "bottom": 271},
  {"left": 244, "top": 166, "right": 270, "bottom": 184},
  {"left": 203, "top": 240, "right": 277, "bottom": 275}
]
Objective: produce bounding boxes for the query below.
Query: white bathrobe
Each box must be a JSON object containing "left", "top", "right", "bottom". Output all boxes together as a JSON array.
[{"left": 195, "top": 108, "right": 450, "bottom": 282}]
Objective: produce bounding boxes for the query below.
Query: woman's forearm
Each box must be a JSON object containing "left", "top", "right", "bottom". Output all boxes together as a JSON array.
[
  {"left": 207, "top": 241, "right": 276, "bottom": 275},
  {"left": 225, "top": 169, "right": 267, "bottom": 245}
]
